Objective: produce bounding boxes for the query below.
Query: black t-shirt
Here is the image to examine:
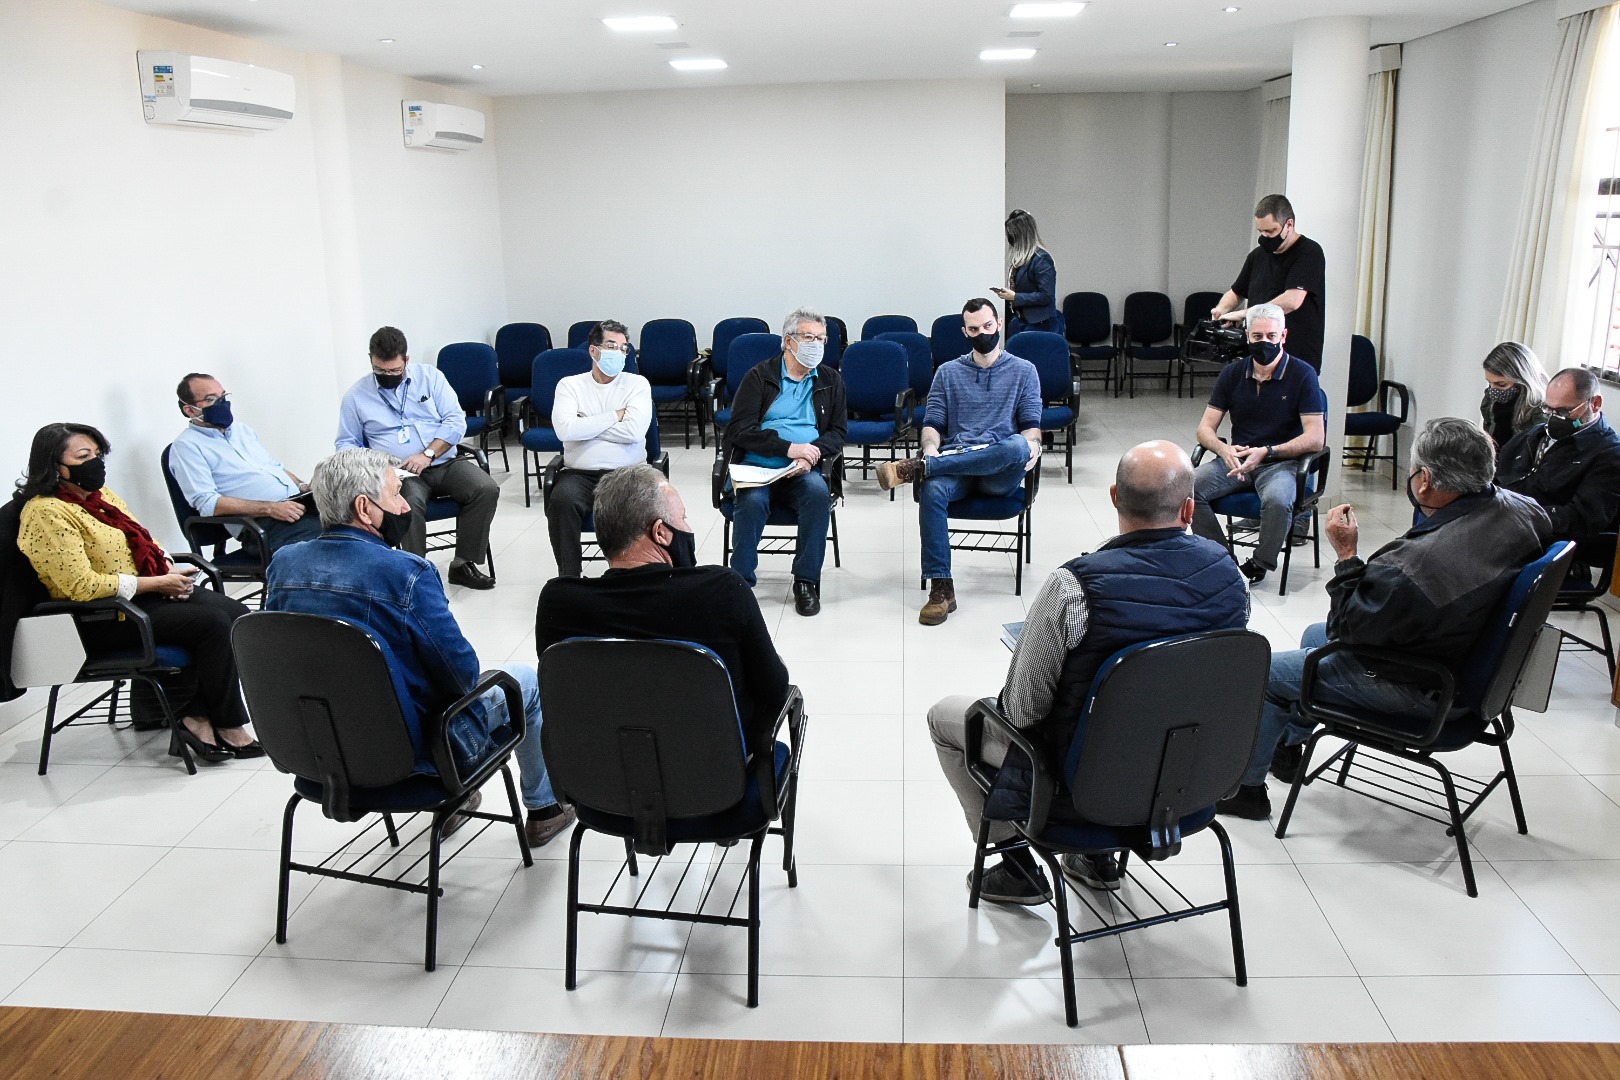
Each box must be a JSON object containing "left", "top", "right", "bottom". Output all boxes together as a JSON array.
[{"left": 1231, "top": 235, "right": 1326, "bottom": 371}]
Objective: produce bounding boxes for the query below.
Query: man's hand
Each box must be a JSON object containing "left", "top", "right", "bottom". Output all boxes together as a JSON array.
[
  {"left": 1218, "top": 308, "right": 1247, "bottom": 324},
  {"left": 784, "top": 458, "right": 812, "bottom": 478},
  {"left": 1215, "top": 443, "right": 1246, "bottom": 475},
  {"left": 1324, "top": 504, "right": 1359, "bottom": 561},
  {"left": 263, "top": 500, "right": 306, "bottom": 523},
  {"left": 400, "top": 452, "right": 432, "bottom": 475},
  {"left": 787, "top": 442, "right": 821, "bottom": 467},
  {"left": 615, "top": 408, "right": 627, "bottom": 422},
  {"left": 1025, "top": 437, "right": 1043, "bottom": 472},
  {"left": 1227, "top": 445, "right": 1269, "bottom": 477}
]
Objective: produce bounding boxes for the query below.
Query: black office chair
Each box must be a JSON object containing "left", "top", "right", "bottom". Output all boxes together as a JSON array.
[
  {"left": 539, "top": 637, "right": 806, "bottom": 1008},
  {"left": 1553, "top": 530, "right": 1617, "bottom": 678},
  {"left": 1275, "top": 541, "right": 1576, "bottom": 897},
  {"left": 914, "top": 464, "right": 1040, "bottom": 595},
  {"left": 1117, "top": 292, "right": 1179, "bottom": 398},
  {"left": 1193, "top": 442, "right": 1332, "bottom": 597},
  {"left": 541, "top": 416, "right": 671, "bottom": 571},
  {"left": 232, "top": 611, "right": 534, "bottom": 970},
  {"left": 1061, "top": 292, "right": 1117, "bottom": 395},
  {"left": 713, "top": 445, "right": 843, "bottom": 571},
  {"left": 1175, "top": 290, "right": 1228, "bottom": 400},
  {"left": 1341, "top": 335, "right": 1411, "bottom": 490},
  {"left": 965, "top": 629, "right": 1271, "bottom": 1027},
  {"left": 160, "top": 443, "right": 271, "bottom": 606}
]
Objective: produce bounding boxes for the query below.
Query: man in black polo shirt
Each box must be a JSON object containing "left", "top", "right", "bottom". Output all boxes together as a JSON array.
[
  {"left": 1192, "top": 303, "right": 1326, "bottom": 586},
  {"left": 1211, "top": 194, "right": 1327, "bottom": 372}
]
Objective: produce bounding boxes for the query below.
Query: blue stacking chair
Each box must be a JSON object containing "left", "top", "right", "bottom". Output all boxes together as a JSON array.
[
  {"left": 542, "top": 416, "right": 670, "bottom": 570},
  {"left": 840, "top": 339, "right": 914, "bottom": 493},
  {"left": 1194, "top": 431, "right": 1332, "bottom": 597},
  {"left": 436, "top": 342, "right": 509, "bottom": 471},
  {"left": 639, "top": 318, "right": 706, "bottom": 449},
  {"left": 494, "top": 322, "right": 552, "bottom": 419},
  {"left": 1341, "top": 335, "right": 1411, "bottom": 490},
  {"left": 1275, "top": 541, "right": 1577, "bottom": 897},
  {"left": 160, "top": 443, "right": 270, "bottom": 605},
  {"left": 712, "top": 445, "right": 843, "bottom": 572},
  {"left": 707, "top": 317, "right": 770, "bottom": 392},
  {"left": 1062, "top": 293, "right": 1116, "bottom": 394},
  {"left": 519, "top": 347, "right": 593, "bottom": 507},
  {"left": 824, "top": 317, "right": 848, "bottom": 370},
  {"left": 930, "top": 314, "right": 964, "bottom": 370},
  {"left": 965, "top": 630, "right": 1270, "bottom": 1026},
  {"left": 861, "top": 314, "right": 917, "bottom": 340},
  {"left": 566, "top": 321, "right": 600, "bottom": 350},
  {"left": 876, "top": 330, "right": 935, "bottom": 431},
  {"left": 709, "top": 332, "right": 782, "bottom": 441},
  {"left": 1008, "top": 331, "right": 1079, "bottom": 483},
  {"left": 913, "top": 455, "right": 1041, "bottom": 594},
  {"left": 1118, "top": 292, "right": 1178, "bottom": 399},
  {"left": 539, "top": 638, "right": 806, "bottom": 1008}
]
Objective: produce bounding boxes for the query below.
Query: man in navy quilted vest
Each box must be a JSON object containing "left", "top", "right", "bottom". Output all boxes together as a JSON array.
[{"left": 927, "top": 440, "right": 1249, "bottom": 905}]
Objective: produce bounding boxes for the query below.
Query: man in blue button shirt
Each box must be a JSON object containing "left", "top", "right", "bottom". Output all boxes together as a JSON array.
[
  {"left": 1191, "top": 303, "right": 1326, "bottom": 586},
  {"left": 169, "top": 373, "right": 321, "bottom": 555},
  {"left": 335, "top": 326, "right": 501, "bottom": 590}
]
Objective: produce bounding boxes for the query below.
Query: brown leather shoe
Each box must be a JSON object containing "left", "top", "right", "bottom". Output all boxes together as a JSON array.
[
  {"left": 877, "top": 456, "right": 926, "bottom": 491},
  {"left": 525, "top": 804, "right": 577, "bottom": 848},
  {"left": 919, "top": 578, "right": 956, "bottom": 625},
  {"left": 441, "top": 789, "right": 483, "bottom": 838}
]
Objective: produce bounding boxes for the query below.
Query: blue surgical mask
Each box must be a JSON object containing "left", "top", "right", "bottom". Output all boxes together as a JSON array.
[
  {"left": 596, "top": 349, "right": 626, "bottom": 378},
  {"left": 794, "top": 340, "right": 824, "bottom": 369}
]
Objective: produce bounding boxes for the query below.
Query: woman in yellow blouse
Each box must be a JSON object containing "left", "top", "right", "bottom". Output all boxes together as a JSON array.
[{"left": 16, "top": 423, "right": 258, "bottom": 764}]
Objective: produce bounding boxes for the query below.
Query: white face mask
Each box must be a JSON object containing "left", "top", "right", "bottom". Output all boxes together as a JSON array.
[
  {"left": 794, "top": 340, "right": 824, "bottom": 369},
  {"left": 596, "top": 349, "right": 626, "bottom": 378}
]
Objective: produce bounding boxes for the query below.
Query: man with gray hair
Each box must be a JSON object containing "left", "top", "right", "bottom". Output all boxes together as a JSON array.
[
  {"left": 929, "top": 441, "right": 1249, "bottom": 904},
  {"left": 722, "top": 307, "right": 847, "bottom": 616},
  {"left": 265, "top": 448, "right": 574, "bottom": 848},
  {"left": 1191, "top": 302, "right": 1326, "bottom": 587},
  {"left": 1221, "top": 418, "right": 1553, "bottom": 820}
]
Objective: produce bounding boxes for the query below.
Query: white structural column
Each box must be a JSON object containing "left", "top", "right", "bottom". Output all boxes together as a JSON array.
[{"left": 1287, "top": 17, "right": 1369, "bottom": 486}]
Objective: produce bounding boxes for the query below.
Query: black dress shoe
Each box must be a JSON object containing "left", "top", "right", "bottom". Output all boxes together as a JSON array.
[
  {"left": 449, "top": 562, "right": 495, "bottom": 590},
  {"left": 793, "top": 578, "right": 820, "bottom": 617},
  {"left": 220, "top": 735, "right": 266, "bottom": 759},
  {"left": 171, "top": 724, "right": 232, "bottom": 764}
]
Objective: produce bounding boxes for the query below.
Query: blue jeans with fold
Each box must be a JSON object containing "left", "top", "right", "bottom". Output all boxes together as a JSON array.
[
  {"left": 1243, "top": 622, "right": 1445, "bottom": 786},
  {"left": 1192, "top": 456, "right": 1301, "bottom": 571},
  {"left": 919, "top": 435, "right": 1031, "bottom": 581},
  {"left": 729, "top": 470, "right": 832, "bottom": 585},
  {"left": 480, "top": 661, "right": 556, "bottom": 810}
]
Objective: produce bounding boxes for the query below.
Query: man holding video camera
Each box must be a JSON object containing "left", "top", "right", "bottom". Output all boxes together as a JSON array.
[{"left": 1210, "top": 194, "right": 1326, "bottom": 372}]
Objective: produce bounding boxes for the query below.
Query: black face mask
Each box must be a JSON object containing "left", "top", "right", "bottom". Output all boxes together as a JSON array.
[
  {"left": 1545, "top": 412, "right": 1585, "bottom": 441},
  {"left": 1248, "top": 340, "right": 1282, "bottom": 365},
  {"left": 377, "top": 507, "right": 413, "bottom": 548},
  {"left": 198, "top": 399, "right": 233, "bottom": 428},
  {"left": 1406, "top": 473, "right": 1437, "bottom": 518},
  {"left": 63, "top": 456, "right": 107, "bottom": 492},
  {"left": 656, "top": 525, "right": 698, "bottom": 569},
  {"left": 1258, "top": 232, "right": 1285, "bottom": 254},
  {"left": 968, "top": 330, "right": 1000, "bottom": 356},
  {"left": 374, "top": 371, "right": 405, "bottom": 391}
]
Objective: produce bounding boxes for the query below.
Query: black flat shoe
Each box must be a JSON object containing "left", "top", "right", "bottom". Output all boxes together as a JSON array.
[{"left": 172, "top": 724, "right": 232, "bottom": 764}]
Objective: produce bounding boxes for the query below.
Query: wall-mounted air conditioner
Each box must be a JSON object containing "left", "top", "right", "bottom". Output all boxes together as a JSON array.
[
  {"left": 137, "top": 51, "right": 295, "bottom": 131},
  {"left": 402, "top": 101, "right": 486, "bottom": 151}
]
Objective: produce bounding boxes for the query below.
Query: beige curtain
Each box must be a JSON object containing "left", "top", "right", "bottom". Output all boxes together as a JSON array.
[
  {"left": 1255, "top": 94, "right": 1290, "bottom": 207},
  {"left": 1498, "top": 4, "right": 1618, "bottom": 362},
  {"left": 1353, "top": 69, "right": 1397, "bottom": 364}
]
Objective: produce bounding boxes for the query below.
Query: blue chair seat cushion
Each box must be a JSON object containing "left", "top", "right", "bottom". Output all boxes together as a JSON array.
[
  {"left": 713, "top": 407, "right": 733, "bottom": 429},
  {"left": 573, "top": 741, "right": 791, "bottom": 843},
  {"left": 946, "top": 490, "right": 1027, "bottom": 520},
  {"left": 649, "top": 384, "right": 689, "bottom": 402},
  {"left": 1128, "top": 345, "right": 1180, "bottom": 361},
  {"left": 1074, "top": 345, "right": 1117, "bottom": 361},
  {"left": 1041, "top": 405, "right": 1075, "bottom": 429},
  {"left": 521, "top": 428, "right": 563, "bottom": 454},
  {"left": 425, "top": 498, "right": 458, "bottom": 523},
  {"left": 465, "top": 416, "right": 488, "bottom": 438},
  {"left": 82, "top": 643, "right": 192, "bottom": 675},
  {"left": 847, "top": 418, "right": 902, "bottom": 443},
  {"left": 1320, "top": 703, "right": 1487, "bottom": 753},
  {"left": 1209, "top": 491, "right": 1264, "bottom": 519},
  {"left": 1344, "top": 412, "right": 1402, "bottom": 437},
  {"left": 293, "top": 772, "right": 455, "bottom": 816},
  {"left": 1036, "top": 804, "right": 1218, "bottom": 853}
]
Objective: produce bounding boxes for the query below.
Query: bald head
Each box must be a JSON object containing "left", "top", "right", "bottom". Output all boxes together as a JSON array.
[{"left": 1112, "top": 440, "right": 1196, "bottom": 531}]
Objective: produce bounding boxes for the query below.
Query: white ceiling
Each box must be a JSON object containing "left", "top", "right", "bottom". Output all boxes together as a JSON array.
[{"left": 104, "top": 0, "right": 1530, "bottom": 96}]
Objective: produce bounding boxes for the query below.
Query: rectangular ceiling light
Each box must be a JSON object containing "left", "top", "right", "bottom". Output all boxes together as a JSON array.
[
  {"left": 980, "top": 48, "right": 1038, "bottom": 60},
  {"left": 603, "top": 16, "right": 679, "bottom": 32},
  {"left": 670, "top": 57, "right": 727, "bottom": 71},
  {"left": 1009, "top": 3, "right": 1085, "bottom": 16}
]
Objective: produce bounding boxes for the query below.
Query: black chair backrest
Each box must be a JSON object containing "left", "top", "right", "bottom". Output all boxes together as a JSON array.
[
  {"left": 1346, "top": 335, "right": 1378, "bottom": 408},
  {"left": 159, "top": 444, "right": 227, "bottom": 552},
  {"left": 1182, "top": 291, "right": 1223, "bottom": 330},
  {"left": 1062, "top": 292, "right": 1112, "bottom": 346},
  {"left": 861, "top": 314, "right": 917, "bottom": 340},
  {"left": 1459, "top": 540, "right": 1576, "bottom": 718},
  {"left": 825, "top": 317, "right": 848, "bottom": 369},
  {"left": 232, "top": 612, "right": 419, "bottom": 816},
  {"left": 1122, "top": 292, "right": 1174, "bottom": 345},
  {"left": 495, "top": 323, "right": 552, "bottom": 387},
  {"left": 929, "top": 314, "right": 964, "bottom": 368},
  {"left": 1006, "top": 331, "right": 1071, "bottom": 402},
  {"left": 1065, "top": 630, "right": 1271, "bottom": 838},
  {"left": 539, "top": 638, "right": 749, "bottom": 852}
]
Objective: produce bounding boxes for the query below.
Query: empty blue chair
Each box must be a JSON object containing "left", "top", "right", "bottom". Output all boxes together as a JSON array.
[
  {"left": 436, "top": 342, "right": 508, "bottom": 471},
  {"left": 1341, "top": 335, "right": 1410, "bottom": 490},
  {"left": 840, "top": 339, "right": 914, "bottom": 491},
  {"left": 566, "top": 321, "right": 600, "bottom": 350},
  {"left": 1118, "top": 292, "right": 1178, "bottom": 398},
  {"left": 519, "top": 347, "right": 593, "bottom": 507},
  {"left": 711, "top": 332, "right": 782, "bottom": 437},
  {"left": 494, "top": 322, "right": 552, "bottom": 412},
  {"left": 930, "top": 314, "right": 965, "bottom": 370},
  {"left": 710, "top": 318, "right": 770, "bottom": 385},
  {"left": 639, "top": 318, "right": 706, "bottom": 449},
  {"left": 1062, "top": 293, "right": 1116, "bottom": 394},
  {"left": 861, "top": 314, "right": 917, "bottom": 340},
  {"left": 876, "top": 330, "right": 935, "bottom": 429},
  {"left": 1008, "top": 331, "right": 1078, "bottom": 483},
  {"left": 824, "top": 317, "right": 848, "bottom": 370}
]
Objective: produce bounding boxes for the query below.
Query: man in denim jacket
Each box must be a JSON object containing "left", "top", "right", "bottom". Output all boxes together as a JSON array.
[{"left": 264, "top": 447, "right": 574, "bottom": 848}]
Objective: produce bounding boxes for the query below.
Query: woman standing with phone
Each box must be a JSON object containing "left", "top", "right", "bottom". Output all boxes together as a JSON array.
[{"left": 993, "top": 209, "right": 1061, "bottom": 338}]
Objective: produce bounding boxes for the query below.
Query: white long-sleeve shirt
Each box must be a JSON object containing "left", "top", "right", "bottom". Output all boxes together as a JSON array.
[{"left": 552, "top": 370, "right": 654, "bottom": 471}]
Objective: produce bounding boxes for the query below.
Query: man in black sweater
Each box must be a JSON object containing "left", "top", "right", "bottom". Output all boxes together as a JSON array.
[{"left": 535, "top": 463, "right": 790, "bottom": 751}]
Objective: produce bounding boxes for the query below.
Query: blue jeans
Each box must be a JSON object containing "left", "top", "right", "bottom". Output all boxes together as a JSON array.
[
  {"left": 919, "top": 435, "right": 1030, "bottom": 580},
  {"left": 729, "top": 470, "right": 832, "bottom": 585},
  {"left": 481, "top": 661, "right": 555, "bottom": 809},
  {"left": 1192, "top": 456, "right": 1301, "bottom": 571},
  {"left": 1244, "top": 623, "right": 1445, "bottom": 786}
]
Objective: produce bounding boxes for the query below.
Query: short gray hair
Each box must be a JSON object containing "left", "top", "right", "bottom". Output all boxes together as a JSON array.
[
  {"left": 311, "top": 448, "right": 398, "bottom": 526},
  {"left": 593, "top": 463, "right": 672, "bottom": 558},
  {"left": 1246, "top": 303, "right": 1287, "bottom": 330},
  {"left": 1411, "top": 417, "right": 1495, "bottom": 494},
  {"left": 781, "top": 308, "right": 825, "bottom": 339}
]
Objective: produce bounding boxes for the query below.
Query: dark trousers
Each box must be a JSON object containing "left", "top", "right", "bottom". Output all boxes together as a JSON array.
[
  {"left": 133, "top": 588, "right": 251, "bottom": 729},
  {"left": 545, "top": 469, "right": 608, "bottom": 579},
  {"left": 242, "top": 513, "right": 322, "bottom": 556},
  {"left": 400, "top": 457, "right": 500, "bottom": 563}
]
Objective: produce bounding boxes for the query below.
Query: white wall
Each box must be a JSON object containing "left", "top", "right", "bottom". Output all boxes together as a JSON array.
[
  {"left": 1005, "top": 90, "right": 1259, "bottom": 324},
  {"left": 496, "top": 80, "right": 1005, "bottom": 343},
  {"left": 1383, "top": 0, "right": 1560, "bottom": 433}
]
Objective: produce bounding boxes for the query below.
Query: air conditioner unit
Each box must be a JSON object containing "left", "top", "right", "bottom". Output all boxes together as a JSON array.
[
  {"left": 138, "top": 51, "right": 295, "bottom": 131},
  {"left": 402, "top": 101, "right": 486, "bottom": 151}
]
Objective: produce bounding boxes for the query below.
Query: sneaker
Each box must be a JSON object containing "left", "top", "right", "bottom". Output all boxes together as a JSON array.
[
  {"left": 1059, "top": 853, "right": 1122, "bottom": 892},
  {"left": 919, "top": 578, "right": 956, "bottom": 625},
  {"left": 877, "top": 457, "right": 926, "bottom": 491},
  {"left": 1239, "top": 558, "right": 1269, "bottom": 585},
  {"left": 969, "top": 861, "right": 1052, "bottom": 906},
  {"left": 525, "top": 804, "right": 577, "bottom": 848},
  {"left": 793, "top": 578, "right": 821, "bottom": 617},
  {"left": 1215, "top": 783, "right": 1272, "bottom": 820},
  {"left": 1269, "top": 742, "right": 1304, "bottom": 784}
]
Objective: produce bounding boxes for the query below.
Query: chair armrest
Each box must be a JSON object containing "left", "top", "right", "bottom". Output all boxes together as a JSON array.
[
  {"left": 687, "top": 356, "right": 712, "bottom": 398},
  {"left": 757, "top": 684, "right": 806, "bottom": 812},
  {"left": 1024, "top": 459, "right": 1042, "bottom": 505},
  {"left": 1299, "top": 641, "right": 1456, "bottom": 745},
  {"left": 821, "top": 452, "right": 845, "bottom": 503},
  {"left": 894, "top": 389, "right": 914, "bottom": 437},
  {"left": 541, "top": 455, "right": 565, "bottom": 506},
  {"left": 1379, "top": 379, "right": 1411, "bottom": 423},
  {"left": 453, "top": 444, "right": 491, "bottom": 473},
  {"left": 35, "top": 596, "right": 158, "bottom": 671},
  {"left": 429, "top": 668, "right": 524, "bottom": 796},
  {"left": 181, "top": 513, "right": 270, "bottom": 574},
  {"left": 652, "top": 452, "right": 671, "bottom": 479},
  {"left": 483, "top": 385, "right": 509, "bottom": 427},
  {"left": 711, "top": 446, "right": 731, "bottom": 509},
  {"left": 1293, "top": 448, "right": 1331, "bottom": 512},
  {"left": 169, "top": 552, "right": 223, "bottom": 591},
  {"left": 965, "top": 697, "right": 1057, "bottom": 839}
]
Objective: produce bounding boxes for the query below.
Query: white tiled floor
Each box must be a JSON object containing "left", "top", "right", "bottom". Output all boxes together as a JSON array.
[{"left": 3, "top": 391, "right": 1620, "bottom": 1043}]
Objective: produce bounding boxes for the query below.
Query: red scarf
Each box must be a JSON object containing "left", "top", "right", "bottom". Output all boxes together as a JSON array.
[{"left": 53, "top": 487, "right": 169, "bottom": 578}]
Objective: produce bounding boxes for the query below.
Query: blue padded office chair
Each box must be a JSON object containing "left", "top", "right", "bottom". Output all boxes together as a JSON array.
[
  {"left": 1175, "top": 291, "right": 1226, "bottom": 400},
  {"left": 519, "top": 347, "right": 594, "bottom": 507},
  {"left": 930, "top": 314, "right": 966, "bottom": 370},
  {"left": 1062, "top": 292, "right": 1117, "bottom": 394},
  {"left": 709, "top": 332, "right": 782, "bottom": 443},
  {"left": 913, "top": 462, "right": 1041, "bottom": 594},
  {"left": 861, "top": 314, "right": 917, "bottom": 340},
  {"left": 436, "top": 342, "right": 509, "bottom": 471},
  {"left": 233, "top": 611, "right": 533, "bottom": 971},
  {"left": 840, "top": 339, "right": 914, "bottom": 491},
  {"left": 541, "top": 415, "right": 671, "bottom": 570},
  {"left": 709, "top": 318, "right": 770, "bottom": 389},
  {"left": 1275, "top": 541, "right": 1576, "bottom": 897},
  {"left": 1341, "top": 335, "right": 1411, "bottom": 490},
  {"left": 639, "top": 318, "right": 706, "bottom": 449},
  {"left": 1008, "top": 330, "right": 1079, "bottom": 483},
  {"left": 494, "top": 322, "right": 552, "bottom": 419},
  {"left": 539, "top": 638, "right": 806, "bottom": 1009},
  {"left": 824, "top": 317, "right": 848, "bottom": 370},
  {"left": 965, "top": 629, "right": 1270, "bottom": 1026},
  {"left": 1118, "top": 292, "right": 1179, "bottom": 398},
  {"left": 713, "top": 445, "right": 843, "bottom": 571},
  {"left": 876, "top": 330, "right": 935, "bottom": 431},
  {"left": 566, "top": 321, "right": 600, "bottom": 350}
]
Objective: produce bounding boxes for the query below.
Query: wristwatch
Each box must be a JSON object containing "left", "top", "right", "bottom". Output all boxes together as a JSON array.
[{"left": 423, "top": 446, "right": 439, "bottom": 461}]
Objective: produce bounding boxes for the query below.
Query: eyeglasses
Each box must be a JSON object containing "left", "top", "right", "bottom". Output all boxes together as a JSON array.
[
  {"left": 193, "top": 390, "right": 229, "bottom": 407},
  {"left": 1542, "top": 402, "right": 1589, "bottom": 419},
  {"left": 792, "top": 333, "right": 828, "bottom": 344}
]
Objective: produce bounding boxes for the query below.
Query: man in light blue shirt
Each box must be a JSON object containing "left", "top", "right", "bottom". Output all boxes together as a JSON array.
[
  {"left": 170, "top": 373, "right": 320, "bottom": 555},
  {"left": 335, "top": 326, "right": 501, "bottom": 590}
]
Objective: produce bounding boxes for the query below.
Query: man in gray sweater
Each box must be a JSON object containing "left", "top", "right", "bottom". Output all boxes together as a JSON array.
[{"left": 878, "top": 297, "right": 1043, "bottom": 624}]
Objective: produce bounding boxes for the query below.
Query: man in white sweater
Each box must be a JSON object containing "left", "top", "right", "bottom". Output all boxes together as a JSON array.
[{"left": 546, "top": 319, "right": 654, "bottom": 577}]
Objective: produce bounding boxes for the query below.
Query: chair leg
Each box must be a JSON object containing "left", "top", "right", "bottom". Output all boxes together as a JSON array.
[
  {"left": 383, "top": 813, "right": 400, "bottom": 847},
  {"left": 1274, "top": 730, "right": 1324, "bottom": 838},
  {"left": 1389, "top": 431, "right": 1399, "bottom": 491},
  {"left": 1037, "top": 846, "right": 1080, "bottom": 1028},
  {"left": 1277, "top": 527, "right": 1292, "bottom": 597},
  {"left": 967, "top": 817, "right": 993, "bottom": 909},
  {"left": 276, "top": 794, "right": 300, "bottom": 944},
  {"left": 1495, "top": 719, "right": 1529, "bottom": 835},
  {"left": 37, "top": 685, "right": 61, "bottom": 776},
  {"left": 425, "top": 810, "right": 445, "bottom": 970},
  {"left": 1433, "top": 760, "right": 1478, "bottom": 898},
  {"left": 148, "top": 677, "right": 196, "bottom": 776},
  {"left": 523, "top": 450, "right": 534, "bottom": 509},
  {"left": 624, "top": 837, "right": 639, "bottom": 876},
  {"left": 502, "top": 764, "right": 534, "bottom": 866},
  {"left": 1595, "top": 606, "right": 1616, "bottom": 680},
  {"left": 830, "top": 508, "right": 842, "bottom": 569},
  {"left": 1211, "top": 820, "right": 1247, "bottom": 985},
  {"left": 780, "top": 771, "right": 800, "bottom": 887},
  {"left": 746, "top": 832, "right": 765, "bottom": 1008},
  {"left": 566, "top": 825, "right": 585, "bottom": 990}
]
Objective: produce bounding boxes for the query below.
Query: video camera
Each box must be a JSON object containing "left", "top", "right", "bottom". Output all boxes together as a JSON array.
[{"left": 1181, "top": 319, "right": 1248, "bottom": 366}]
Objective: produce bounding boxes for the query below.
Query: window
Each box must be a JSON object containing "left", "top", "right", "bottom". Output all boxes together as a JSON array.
[{"left": 1582, "top": 126, "right": 1620, "bottom": 372}]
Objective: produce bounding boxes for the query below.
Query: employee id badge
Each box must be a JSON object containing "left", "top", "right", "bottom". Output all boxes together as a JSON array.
[{"left": 397, "top": 426, "right": 410, "bottom": 444}]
